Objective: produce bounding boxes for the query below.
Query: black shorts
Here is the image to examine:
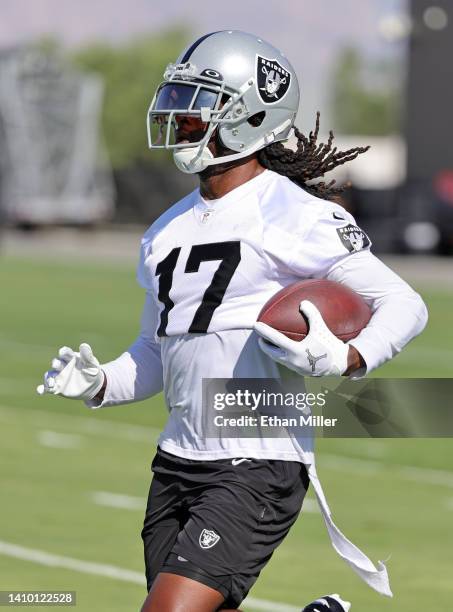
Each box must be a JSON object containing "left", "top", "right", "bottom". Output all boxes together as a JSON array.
[{"left": 141, "top": 447, "right": 309, "bottom": 608}]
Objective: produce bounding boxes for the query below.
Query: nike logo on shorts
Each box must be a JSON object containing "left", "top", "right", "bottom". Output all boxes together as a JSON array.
[{"left": 231, "top": 458, "right": 252, "bottom": 466}]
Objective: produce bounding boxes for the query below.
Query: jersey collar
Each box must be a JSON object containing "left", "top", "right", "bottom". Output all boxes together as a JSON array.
[{"left": 194, "top": 169, "right": 273, "bottom": 214}]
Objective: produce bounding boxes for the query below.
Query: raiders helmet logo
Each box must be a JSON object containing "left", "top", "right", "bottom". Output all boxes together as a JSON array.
[
  {"left": 199, "top": 528, "right": 220, "bottom": 549},
  {"left": 256, "top": 55, "right": 291, "bottom": 104},
  {"left": 336, "top": 223, "right": 371, "bottom": 253}
]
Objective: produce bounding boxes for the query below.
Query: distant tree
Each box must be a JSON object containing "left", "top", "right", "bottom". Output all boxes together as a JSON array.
[
  {"left": 330, "top": 47, "right": 401, "bottom": 136},
  {"left": 71, "top": 29, "right": 189, "bottom": 168},
  {"left": 32, "top": 35, "right": 62, "bottom": 56}
]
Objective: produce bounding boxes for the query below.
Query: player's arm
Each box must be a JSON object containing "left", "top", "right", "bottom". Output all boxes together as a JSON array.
[
  {"left": 254, "top": 201, "right": 427, "bottom": 377},
  {"left": 255, "top": 256, "right": 427, "bottom": 377},
  {"left": 37, "top": 292, "right": 164, "bottom": 406},
  {"left": 326, "top": 249, "right": 428, "bottom": 378}
]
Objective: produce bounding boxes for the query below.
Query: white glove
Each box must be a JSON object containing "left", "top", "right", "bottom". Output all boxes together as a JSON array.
[
  {"left": 304, "top": 594, "right": 351, "bottom": 612},
  {"left": 254, "top": 300, "right": 350, "bottom": 377},
  {"left": 330, "top": 593, "right": 351, "bottom": 612},
  {"left": 37, "top": 343, "right": 105, "bottom": 400}
]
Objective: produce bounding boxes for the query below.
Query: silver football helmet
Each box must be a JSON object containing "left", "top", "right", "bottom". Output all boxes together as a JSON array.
[{"left": 147, "top": 30, "right": 300, "bottom": 173}]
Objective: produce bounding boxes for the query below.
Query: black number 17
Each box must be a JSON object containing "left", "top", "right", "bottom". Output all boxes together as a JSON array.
[{"left": 155, "top": 241, "right": 241, "bottom": 336}]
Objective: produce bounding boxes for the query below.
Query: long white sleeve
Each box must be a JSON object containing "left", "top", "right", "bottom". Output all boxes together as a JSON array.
[
  {"left": 87, "top": 293, "right": 163, "bottom": 408},
  {"left": 326, "top": 250, "right": 428, "bottom": 376}
]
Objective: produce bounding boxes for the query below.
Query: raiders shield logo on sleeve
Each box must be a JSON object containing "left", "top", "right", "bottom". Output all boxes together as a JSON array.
[
  {"left": 336, "top": 223, "right": 371, "bottom": 253},
  {"left": 256, "top": 55, "right": 291, "bottom": 104}
]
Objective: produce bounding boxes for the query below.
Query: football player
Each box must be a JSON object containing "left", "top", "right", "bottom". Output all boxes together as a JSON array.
[{"left": 38, "top": 31, "right": 428, "bottom": 612}]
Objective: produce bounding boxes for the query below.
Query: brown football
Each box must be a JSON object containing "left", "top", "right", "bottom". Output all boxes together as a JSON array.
[{"left": 257, "top": 279, "right": 371, "bottom": 342}]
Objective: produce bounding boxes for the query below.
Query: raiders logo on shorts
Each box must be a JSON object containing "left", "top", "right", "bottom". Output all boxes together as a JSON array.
[
  {"left": 336, "top": 223, "right": 371, "bottom": 253},
  {"left": 199, "top": 528, "right": 220, "bottom": 549},
  {"left": 256, "top": 55, "right": 291, "bottom": 104}
]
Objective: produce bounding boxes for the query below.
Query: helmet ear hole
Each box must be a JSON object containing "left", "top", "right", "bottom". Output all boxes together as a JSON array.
[{"left": 248, "top": 111, "right": 266, "bottom": 127}]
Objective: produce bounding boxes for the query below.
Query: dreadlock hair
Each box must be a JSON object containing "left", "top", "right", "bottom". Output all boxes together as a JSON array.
[{"left": 258, "top": 112, "right": 370, "bottom": 201}]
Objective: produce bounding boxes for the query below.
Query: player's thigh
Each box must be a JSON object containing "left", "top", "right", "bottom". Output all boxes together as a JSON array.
[
  {"left": 140, "top": 572, "right": 225, "bottom": 612},
  {"left": 141, "top": 467, "right": 184, "bottom": 590}
]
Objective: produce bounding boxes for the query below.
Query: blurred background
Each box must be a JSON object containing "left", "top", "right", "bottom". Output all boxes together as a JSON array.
[
  {"left": 1, "top": 0, "right": 453, "bottom": 254},
  {"left": 1, "top": 1, "right": 452, "bottom": 611}
]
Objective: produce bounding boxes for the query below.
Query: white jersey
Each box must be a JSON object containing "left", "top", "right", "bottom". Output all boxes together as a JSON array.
[
  {"left": 96, "top": 168, "right": 427, "bottom": 597},
  {"left": 99, "top": 168, "right": 427, "bottom": 463},
  {"left": 137, "top": 169, "right": 369, "bottom": 339},
  {"left": 134, "top": 169, "right": 370, "bottom": 460}
]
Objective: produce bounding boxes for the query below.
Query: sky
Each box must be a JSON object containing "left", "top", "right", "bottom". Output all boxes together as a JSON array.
[{"left": 0, "top": 0, "right": 408, "bottom": 128}]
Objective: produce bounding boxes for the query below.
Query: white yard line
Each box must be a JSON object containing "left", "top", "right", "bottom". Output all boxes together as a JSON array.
[
  {"left": 2, "top": 403, "right": 453, "bottom": 489},
  {"left": 0, "top": 541, "right": 299, "bottom": 612},
  {"left": 0, "top": 540, "right": 145, "bottom": 584},
  {"left": 37, "top": 430, "right": 82, "bottom": 450},
  {"left": 321, "top": 454, "right": 382, "bottom": 475},
  {"left": 397, "top": 465, "right": 453, "bottom": 488},
  {"left": 301, "top": 498, "right": 319, "bottom": 513},
  {"left": 0, "top": 404, "right": 160, "bottom": 443},
  {"left": 91, "top": 491, "right": 145, "bottom": 511},
  {"left": 320, "top": 454, "right": 453, "bottom": 488}
]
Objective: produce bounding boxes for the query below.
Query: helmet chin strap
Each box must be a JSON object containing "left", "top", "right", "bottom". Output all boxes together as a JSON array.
[
  {"left": 173, "top": 146, "right": 215, "bottom": 174},
  {"left": 173, "top": 118, "right": 292, "bottom": 174}
]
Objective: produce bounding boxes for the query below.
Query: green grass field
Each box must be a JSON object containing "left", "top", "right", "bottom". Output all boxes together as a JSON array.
[{"left": 1, "top": 256, "right": 452, "bottom": 611}]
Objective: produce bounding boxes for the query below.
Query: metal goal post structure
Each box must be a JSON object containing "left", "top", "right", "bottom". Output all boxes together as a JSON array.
[{"left": 0, "top": 47, "right": 114, "bottom": 225}]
